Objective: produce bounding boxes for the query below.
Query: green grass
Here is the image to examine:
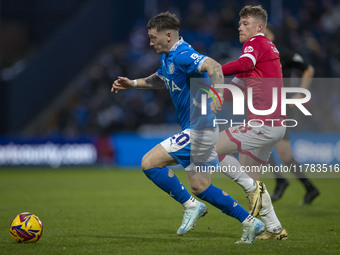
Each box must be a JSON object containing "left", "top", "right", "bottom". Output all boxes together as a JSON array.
[{"left": 0, "top": 167, "right": 339, "bottom": 254}]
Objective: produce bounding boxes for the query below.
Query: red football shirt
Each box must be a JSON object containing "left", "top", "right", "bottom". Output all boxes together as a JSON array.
[{"left": 222, "top": 33, "right": 286, "bottom": 126}]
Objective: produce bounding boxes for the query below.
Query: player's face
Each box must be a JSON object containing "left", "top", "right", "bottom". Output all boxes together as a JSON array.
[
  {"left": 238, "top": 16, "right": 262, "bottom": 43},
  {"left": 148, "top": 28, "right": 169, "bottom": 54}
]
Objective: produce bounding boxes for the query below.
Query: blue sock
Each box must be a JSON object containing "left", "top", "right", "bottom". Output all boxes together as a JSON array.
[
  {"left": 197, "top": 184, "right": 249, "bottom": 222},
  {"left": 143, "top": 167, "right": 191, "bottom": 204}
]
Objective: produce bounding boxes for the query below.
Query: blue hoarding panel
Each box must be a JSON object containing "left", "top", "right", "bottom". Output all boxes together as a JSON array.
[
  {"left": 1, "top": 132, "right": 339, "bottom": 167},
  {"left": 112, "top": 132, "right": 340, "bottom": 167},
  {"left": 0, "top": 137, "right": 97, "bottom": 167},
  {"left": 290, "top": 132, "right": 340, "bottom": 164},
  {"left": 112, "top": 133, "right": 166, "bottom": 167}
]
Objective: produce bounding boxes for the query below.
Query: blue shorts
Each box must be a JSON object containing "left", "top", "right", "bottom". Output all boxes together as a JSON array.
[{"left": 160, "top": 128, "right": 219, "bottom": 171}]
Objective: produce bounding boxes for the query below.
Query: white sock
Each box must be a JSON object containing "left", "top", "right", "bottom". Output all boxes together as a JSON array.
[
  {"left": 182, "top": 196, "right": 197, "bottom": 209},
  {"left": 241, "top": 215, "right": 255, "bottom": 227},
  {"left": 259, "top": 190, "right": 283, "bottom": 233},
  {"left": 220, "top": 155, "right": 256, "bottom": 193}
]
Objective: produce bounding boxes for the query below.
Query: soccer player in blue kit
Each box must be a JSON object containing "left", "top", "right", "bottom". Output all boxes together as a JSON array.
[{"left": 112, "top": 11, "right": 264, "bottom": 243}]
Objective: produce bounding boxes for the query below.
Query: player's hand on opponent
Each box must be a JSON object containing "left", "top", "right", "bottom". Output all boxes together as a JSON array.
[
  {"left": 111, "top": 76, "right": 134, "bottom": 94},
  {"left": 210, "top": 99, "right": 222, "bottom": 114}
]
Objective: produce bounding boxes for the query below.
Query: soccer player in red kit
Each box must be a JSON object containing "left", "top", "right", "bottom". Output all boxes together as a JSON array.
[{"left": 213, "top": 5, "right": 288, "bottom": 240}]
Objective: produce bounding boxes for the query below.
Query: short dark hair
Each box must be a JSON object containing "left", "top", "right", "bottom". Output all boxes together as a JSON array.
[
  {"left": 147, "top": 11, "right": 180, "bottom": 32},
  {"left": 239, "top": 5, "right": 268, "bottom": 27}
]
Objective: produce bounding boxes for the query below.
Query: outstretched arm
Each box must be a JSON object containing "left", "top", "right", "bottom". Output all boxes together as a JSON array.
[
  {"left": 200, "top": 57, "right": 224, "bottom": 113},
  {"left": 200, "top": 57, "right": 224, "bottom": 86},
  {"left": 300, "top": 64, "right": 315, "bottom": 90},
  {"left": 221, "top": 57, "right": 254, "bottom": 76},
  {"left": 111, "top": 73, "right": 165, "bottom": 94},
  {"left": 290, "top": 64, "right": 315, "bottom": 102}
]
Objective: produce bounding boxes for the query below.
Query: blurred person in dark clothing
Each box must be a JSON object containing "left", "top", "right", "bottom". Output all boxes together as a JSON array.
[{"left": 265, "top": 25, "right": 320, "bottom": 205}]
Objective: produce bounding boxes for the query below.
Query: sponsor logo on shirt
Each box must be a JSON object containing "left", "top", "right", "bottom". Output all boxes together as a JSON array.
[
  {"left": 169, "top": 63, "right": 175, "bottom": 74},
  {"left": 244, "top": 46, "right": 254, "bottom": 53},
  {"left": 271, "top": 46, "right": 279, "bottom": 54}
]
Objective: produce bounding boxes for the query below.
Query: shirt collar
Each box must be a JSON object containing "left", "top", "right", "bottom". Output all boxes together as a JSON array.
[{"left": 169, "top": 37, "right": 184, "bottom": 52}]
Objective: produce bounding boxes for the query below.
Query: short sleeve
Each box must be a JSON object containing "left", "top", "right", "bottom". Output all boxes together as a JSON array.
[
  {"left": 280, "top": 48, "right": 309, "bottom": 71},
  {"left": 174, "top": 50, "right": 207, "bottom": 74},
  {"left": 156, "top": 66, "right": 164, "bottom": 80},
  {"left": 290, "top": 53, "right": 309, "bottom": 71}
]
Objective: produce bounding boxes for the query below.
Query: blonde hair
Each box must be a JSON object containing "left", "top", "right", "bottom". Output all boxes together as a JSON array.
[{"left": 239, "top": 5, "right": 268, "bottom": 27}]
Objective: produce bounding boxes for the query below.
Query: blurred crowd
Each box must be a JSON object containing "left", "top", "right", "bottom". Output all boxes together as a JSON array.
[{"left": 7, "top": 0, "right": 340, "bottom": 136}]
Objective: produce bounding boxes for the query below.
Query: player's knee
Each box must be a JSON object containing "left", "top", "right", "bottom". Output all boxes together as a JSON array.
[
  {"left": 277, "top": 150, "right": 292, "bottom": 164},
  {"left": 141, "top": 154, "right": 164, "bottom": 170},
  {"left": 190, "top": 182, "right": 210, "bottom": 196},
  {"left": 141, "top": 155, "right": 151, "bottom": 170}
]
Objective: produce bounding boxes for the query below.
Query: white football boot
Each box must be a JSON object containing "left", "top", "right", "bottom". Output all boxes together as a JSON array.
[
  {"left": 236, "top": 218, "right": 265, "bottom": 244},
  {"left": 176, "top": 201, "right": 207, "bottom": 236}
]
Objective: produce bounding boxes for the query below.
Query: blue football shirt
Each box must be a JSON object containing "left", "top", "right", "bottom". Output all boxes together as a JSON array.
[{"left": 156, "top": 38, "right": 216, "bottom": 130}]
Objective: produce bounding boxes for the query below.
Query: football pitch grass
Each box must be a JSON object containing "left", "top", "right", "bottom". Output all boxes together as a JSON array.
[{"left": 0, "top": 168, "right": 339, "bottom": 255}]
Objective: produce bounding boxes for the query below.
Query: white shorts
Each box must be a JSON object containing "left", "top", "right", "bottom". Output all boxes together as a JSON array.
[
  {"left": 225, "top": 125, "right": 286, "bottom": 164},
  {"left": 161, "top": 128, "right": 219, "bottom": 171}
]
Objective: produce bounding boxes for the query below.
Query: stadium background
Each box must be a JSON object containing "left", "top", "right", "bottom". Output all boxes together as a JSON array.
[
  {"left": 0, "top": 0, "right": 339, "bottom": 168},
  {"left": 1, "top": 1, "right": 340, "bottom": 254}
]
